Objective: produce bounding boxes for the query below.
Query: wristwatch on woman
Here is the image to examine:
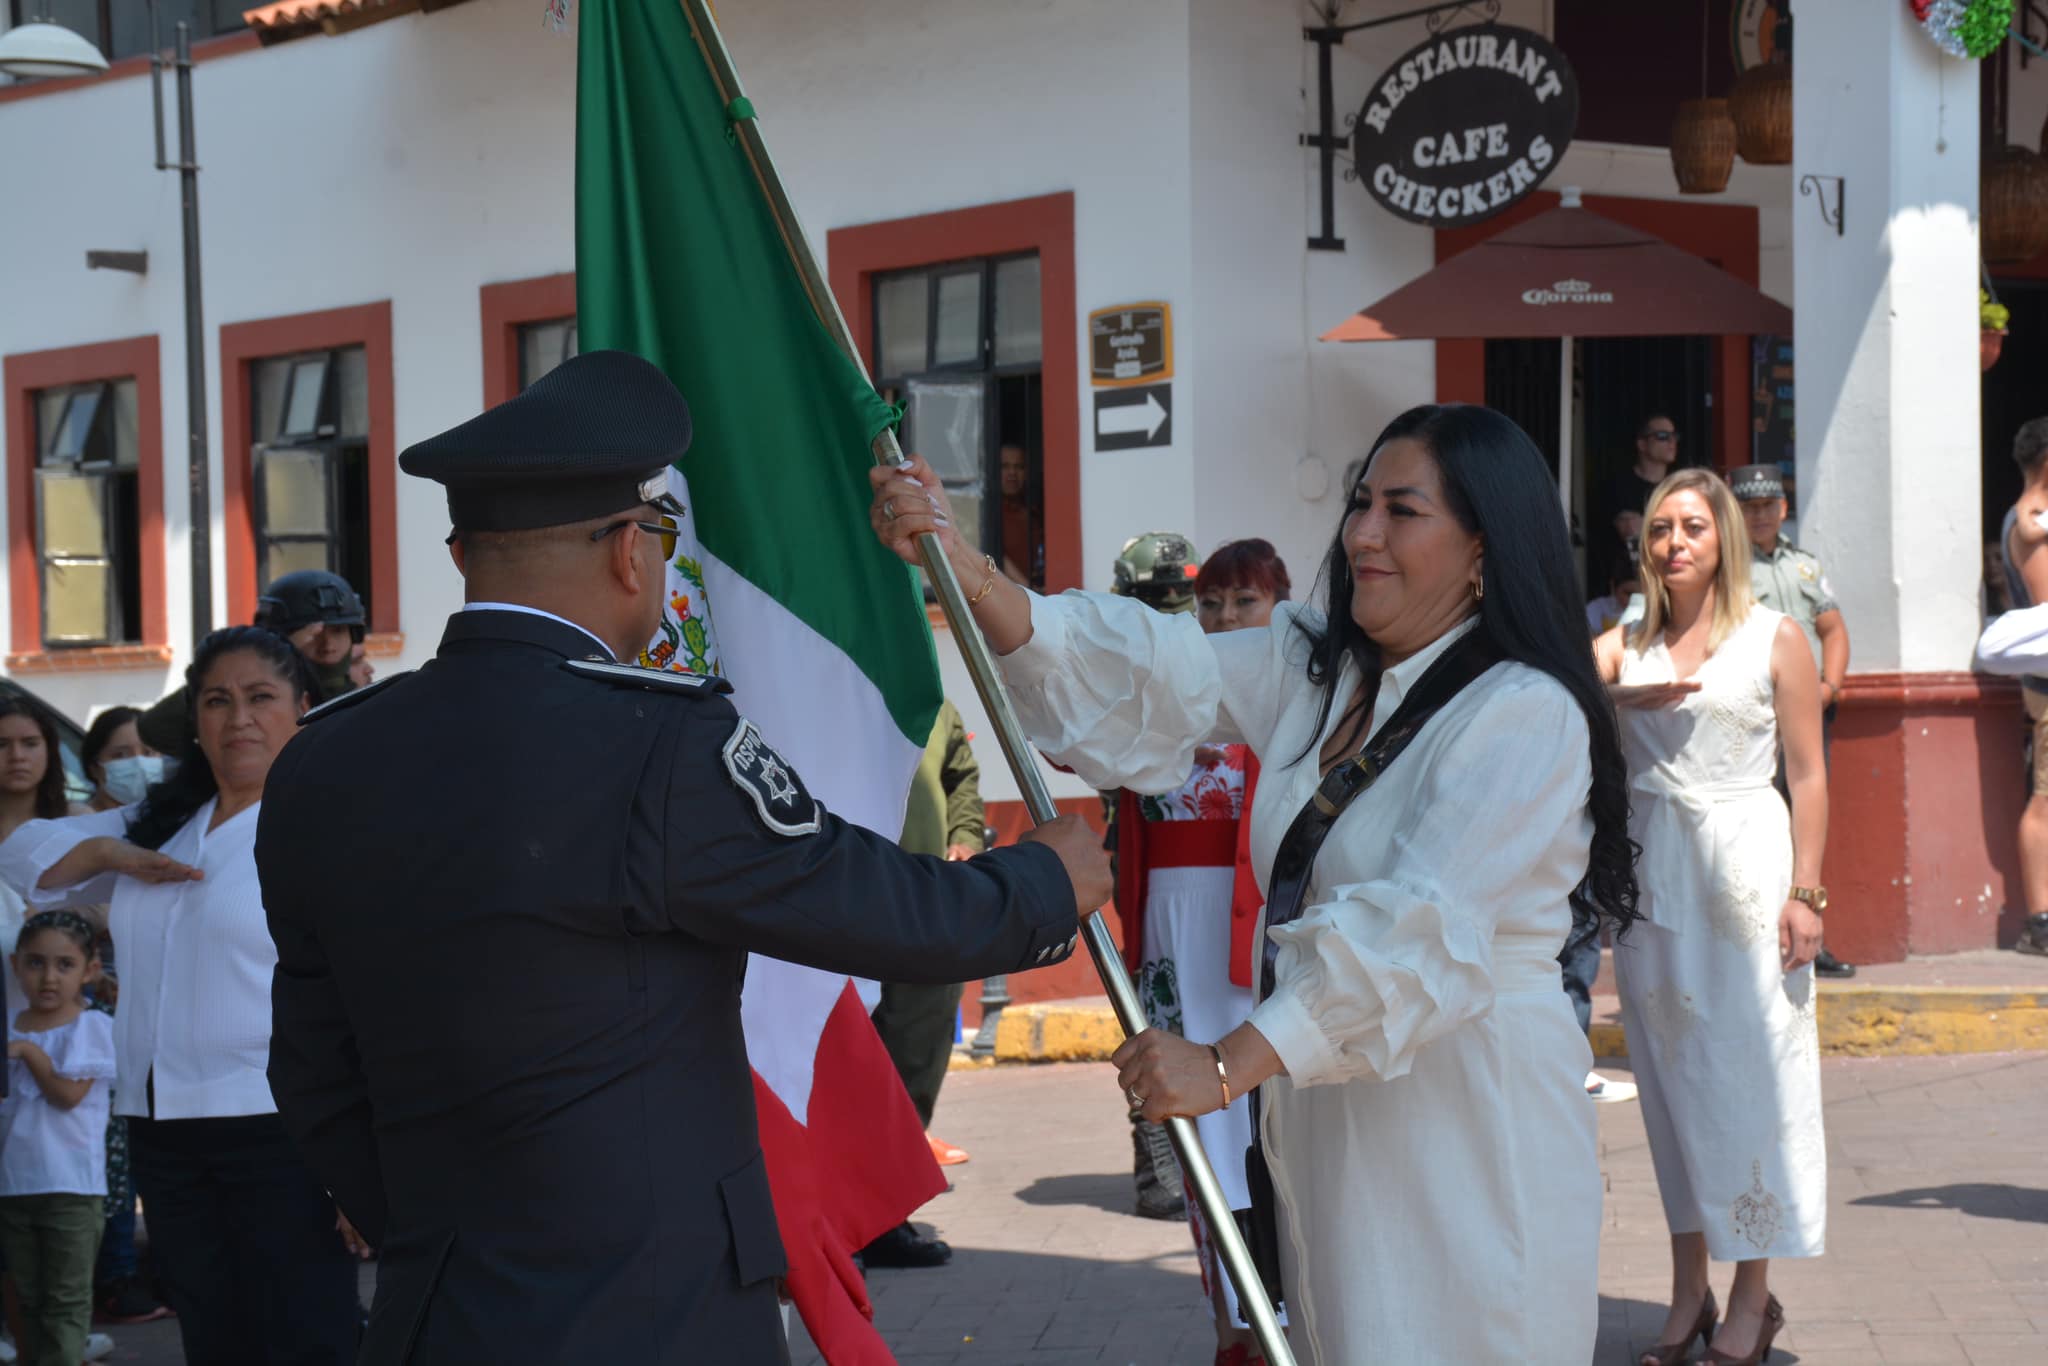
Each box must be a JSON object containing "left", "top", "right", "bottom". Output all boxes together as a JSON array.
[{"left": 1789, "top": 885, "right": 1828, "bottom": 914}]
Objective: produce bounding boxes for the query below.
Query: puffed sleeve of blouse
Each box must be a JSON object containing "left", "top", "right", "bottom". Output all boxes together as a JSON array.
[
  {"left": 998, "top": 590, "right": 1311, "bottom": 792},
  {"left": 0, "top": 808, "right": 132, "bottom": 910},
  {"left": 1246, "top": 670, "right": 1592, "bottom": 1088}
]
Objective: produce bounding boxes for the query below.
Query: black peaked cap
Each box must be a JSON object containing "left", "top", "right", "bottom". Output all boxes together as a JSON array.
[
  {"left": 1728, "top": 464, "right": 1785, "bottom": 501},
  {"left": 399, "top": 349, "right": 693, "bottom": 533}
]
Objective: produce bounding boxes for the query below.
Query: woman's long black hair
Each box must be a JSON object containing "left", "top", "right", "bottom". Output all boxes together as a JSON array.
[
  {"left": 127, "top": 627, "right": 317, "bottom": 851},
  {"left": 0, "top": 694, "right": 72, "bottom": 821},
  {"left": 1294, "top": 403, "right": 1640, "bottom": 937}
]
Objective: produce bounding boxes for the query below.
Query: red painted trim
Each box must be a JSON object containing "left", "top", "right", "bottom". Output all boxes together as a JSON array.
[
  {"left": 1840, "top": 671, "right": 2020, "bottom": 709},
  {"left": 479, "top": 272, "right": 577, "bottom": 411},
  {"left": 3, "top": 335, "right": 168, "bottom": 655},
  {"left": 5, "top": 644, "right": 174, "bottom": 673},
  {"left": 826, "top": 192, "right": 1081, "bottom": 593},
  {"left": 0, "top": 31, "right": 260, "bottom": 107},
  {"left": 1432, "top": 192, "right": 1763, "bottom": 471},
  {"left": 218, "top": 302, "right": 397, "bottom": 634}
]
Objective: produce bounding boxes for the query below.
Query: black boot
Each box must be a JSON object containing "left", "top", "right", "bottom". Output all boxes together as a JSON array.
[
  {"left": 858, "top": 1222, "right": 952, "bottom": 1268},
  {"left": 2016, "top": 912, "right": 2048, "bottom": 956},
  {"left": 1814, "top": 947, "right": 1857, "bottom": 979},
  {"left": 1131, "top": 1114, "right": 1185, "bottom": 1220}
]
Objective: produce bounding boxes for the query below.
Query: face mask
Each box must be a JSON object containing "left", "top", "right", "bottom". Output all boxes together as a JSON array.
[{"left": 101, "top": 755, "right": 170, "bottom": 806}]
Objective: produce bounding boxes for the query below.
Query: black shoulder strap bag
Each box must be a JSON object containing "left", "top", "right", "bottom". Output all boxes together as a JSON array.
[{"left": 1234, "top": 628, "right": 1498, "bottom": 1320}]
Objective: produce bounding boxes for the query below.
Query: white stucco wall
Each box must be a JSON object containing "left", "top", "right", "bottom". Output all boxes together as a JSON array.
[
  {"left": 1794, "top": 0, "right": 1982, "bottom": 675},
  {"left": 0, "top": 0, "right": 1954, "bottom": 810}
]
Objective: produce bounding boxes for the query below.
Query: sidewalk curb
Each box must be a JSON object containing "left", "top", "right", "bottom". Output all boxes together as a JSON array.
[{"left": 956, "top": 985, "right": 2048, "bottom": 1068}]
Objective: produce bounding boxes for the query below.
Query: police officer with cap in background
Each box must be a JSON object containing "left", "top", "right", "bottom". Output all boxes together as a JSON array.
[
  {"left": 1103, "top": 530, "right": 1199, "bottom": 1220},
  {"left": 136, "top": 568, "right": 370, "bottom": 759},
  {"left": 254, "top": 350, "right": 1109, "bottom": 1365},
  {"left": 1733, "top": 462, "right": 1856, "bottom": 978}
]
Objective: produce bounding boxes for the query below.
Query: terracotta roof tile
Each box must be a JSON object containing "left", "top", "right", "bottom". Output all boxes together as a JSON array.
[{"left": 242, "top": 0, "right": 473, "bottom": 43}]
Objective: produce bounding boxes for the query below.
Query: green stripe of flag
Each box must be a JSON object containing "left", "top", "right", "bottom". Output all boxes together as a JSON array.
[{"left": 574, "top": 0, "right": 941, "bottom": 746}]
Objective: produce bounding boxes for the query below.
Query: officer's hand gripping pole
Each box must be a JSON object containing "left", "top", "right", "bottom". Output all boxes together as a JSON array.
[{"left": 677, "top": 4, "right": 1292, "bottom": 1359}]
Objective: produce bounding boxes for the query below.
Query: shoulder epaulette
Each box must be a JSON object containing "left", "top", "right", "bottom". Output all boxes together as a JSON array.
[
  {"left": 299, "top": 671, "right": 412, "bottom": 726},
  {"left": 562, "top": 658, "right": 734, "bottom": 696}
]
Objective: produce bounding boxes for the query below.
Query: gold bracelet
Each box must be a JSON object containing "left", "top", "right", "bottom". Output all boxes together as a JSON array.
[
  {"left": 966, "top": 554, "right": 999, "bottom": 607},
  {"left": 1209, "top": 1043, "right": 1232, "bottom": 1108}
]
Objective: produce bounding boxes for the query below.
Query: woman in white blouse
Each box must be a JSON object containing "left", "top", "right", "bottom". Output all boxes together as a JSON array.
[
  {"left": 0, "top": 627, "right": 364, "bottom": 1366},
  {"left": 871, "top": 404, "right": 1642, "bottom": 1362}
]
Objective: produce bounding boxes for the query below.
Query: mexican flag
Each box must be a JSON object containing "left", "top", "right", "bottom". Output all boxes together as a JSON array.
[{"left": 576, "top": 1, "right": 947, "bottom": 1360}]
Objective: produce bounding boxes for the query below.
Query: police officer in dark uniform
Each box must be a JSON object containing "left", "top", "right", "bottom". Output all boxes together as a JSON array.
[
  {"left": 253, "top": 351, "right": 1107, "bottom": 1365},
  {"left": 137, "top": 569, "right": 370, "bottom": 758}
]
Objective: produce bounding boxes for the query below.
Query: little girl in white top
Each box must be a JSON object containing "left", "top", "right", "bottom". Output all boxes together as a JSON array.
[{"left": 0, "top": 911, "right": 115, "bottom": 1366}]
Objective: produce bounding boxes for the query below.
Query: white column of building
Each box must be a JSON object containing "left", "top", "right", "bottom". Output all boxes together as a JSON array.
[{"left": 1793, "top": 0, "right": 1980, "bottom": 672}]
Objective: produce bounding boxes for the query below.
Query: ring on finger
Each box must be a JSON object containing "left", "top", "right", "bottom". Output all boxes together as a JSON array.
[
  {"left": 883, "top": 498, "right": 898, "bottom": 521},
  {"left": 1125, "top": 1088, "right": 1144, "bottom": 1108}
]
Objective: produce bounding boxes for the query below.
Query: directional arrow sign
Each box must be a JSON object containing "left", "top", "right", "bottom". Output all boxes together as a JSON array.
[{"left": 1094, "top": 384, "right": 1172, "bottom": 451}]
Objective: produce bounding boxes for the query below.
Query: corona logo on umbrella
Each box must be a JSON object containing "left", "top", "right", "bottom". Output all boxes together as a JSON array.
[{"left": 1522, "top": 279, "right": 1615, "bottom": 307}]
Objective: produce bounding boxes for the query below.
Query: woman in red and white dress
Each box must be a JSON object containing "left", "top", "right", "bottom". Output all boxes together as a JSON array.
[{"left": 1120, "top": 539, "right": 1291, "bottom": 1366}]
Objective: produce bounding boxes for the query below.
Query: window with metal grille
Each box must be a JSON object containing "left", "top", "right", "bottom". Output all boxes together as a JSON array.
[
  {"left": 31, "top": 377, "right": 142, "bottom": 648},
  {"left": 517, "top": 318, "right": 579, "bottom": 391},
  {"left": 249, "top": 346, "right": 371, "bottom": 610},
  {"left": 872, "top": 253, "right": 1044, "bottom": 589}
]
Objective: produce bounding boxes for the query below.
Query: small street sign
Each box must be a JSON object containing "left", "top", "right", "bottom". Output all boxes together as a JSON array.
[
  {"left": 1094, "top": 384, "right": 1171, "bottom": 451},
  {"left": 1088, "top": 303, "right": 1172, "bottom": 387}
]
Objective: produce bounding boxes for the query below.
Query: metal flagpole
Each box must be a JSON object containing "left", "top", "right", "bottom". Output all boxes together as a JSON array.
[{"left": 675, "top": 4, "right": 1295, "bottom": 1360}]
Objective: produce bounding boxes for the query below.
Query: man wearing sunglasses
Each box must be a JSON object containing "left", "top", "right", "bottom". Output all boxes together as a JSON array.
[
  {"left": 1594, "top": 413, "right": 1683, "bottom": 576},
  {"left": 254, "top": 349, "right": 1111, "bottom": 1366}
]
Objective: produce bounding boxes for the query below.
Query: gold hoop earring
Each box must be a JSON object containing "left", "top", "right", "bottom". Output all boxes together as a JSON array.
[{"left": 1472, "top": 578, "right": 1485, "bottom": 603}]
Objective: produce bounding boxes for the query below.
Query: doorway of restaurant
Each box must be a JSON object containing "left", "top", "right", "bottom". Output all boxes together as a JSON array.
[{"left": 1485, "top": 334, "right": 1711, "bottom": 591}]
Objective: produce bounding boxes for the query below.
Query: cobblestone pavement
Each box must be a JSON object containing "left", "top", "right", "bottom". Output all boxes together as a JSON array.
[
  {"left": 789, "top": 1052, "right": 2048, "bottom": 1366},
  {"left": 87, "top": 1053, "right": 2044, "bottom": 1363}
]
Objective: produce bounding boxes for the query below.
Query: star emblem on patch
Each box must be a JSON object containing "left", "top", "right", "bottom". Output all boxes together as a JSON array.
[{"left": 722, "top": 719, "right": 820, "bottom": 837}]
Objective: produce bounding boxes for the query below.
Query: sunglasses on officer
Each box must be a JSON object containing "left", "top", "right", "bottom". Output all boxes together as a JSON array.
[{"left": 590, "top": 493, "right": 684, "bottom": 562}]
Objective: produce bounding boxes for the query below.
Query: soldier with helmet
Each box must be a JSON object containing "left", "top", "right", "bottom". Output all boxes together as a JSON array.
[
  {"left": 136, "top": 570, "right": 371, "bottom": 759},
  {"left": 1100, "top": 530, "right": 1205, "bottom": 1223},
  {"left": 1112, "top": 530, "right": 1201, "bottom": 612}
]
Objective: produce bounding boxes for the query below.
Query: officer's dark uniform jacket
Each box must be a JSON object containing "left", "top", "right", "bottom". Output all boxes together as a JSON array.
[{"left": 255, "top": 608, "right": 1080, "bottom": 1364}]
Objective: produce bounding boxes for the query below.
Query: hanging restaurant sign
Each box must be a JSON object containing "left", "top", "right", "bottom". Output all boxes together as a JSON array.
[{"left": 1351, "top": 24, "right": 1579, "bottom": 229}]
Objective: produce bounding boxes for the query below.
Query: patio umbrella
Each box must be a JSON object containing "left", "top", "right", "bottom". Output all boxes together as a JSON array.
[{"left": 1322, "top": 188, "right": 1793, "bottom": 514}]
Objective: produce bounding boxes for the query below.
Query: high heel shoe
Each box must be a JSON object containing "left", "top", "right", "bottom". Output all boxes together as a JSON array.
[
  {"left": 1638, "top": 1289, "right": 1716, "bottom": 1366},
  {"left": 1702, "top": 1294, "right": 1786, "bottom": 1365}
]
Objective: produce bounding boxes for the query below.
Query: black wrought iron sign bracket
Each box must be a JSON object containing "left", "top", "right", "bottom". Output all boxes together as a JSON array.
[
  {"left": 1300, "top": 0, "right": 1501, "bottom": 251},
  {"left": 1799, "top": 174, "right": 1844, "bottom": 238}
]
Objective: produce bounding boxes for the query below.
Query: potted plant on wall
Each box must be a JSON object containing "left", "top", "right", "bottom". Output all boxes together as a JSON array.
[{"left": 1983, "top": 288, "right": 2011, "bottom": 371}]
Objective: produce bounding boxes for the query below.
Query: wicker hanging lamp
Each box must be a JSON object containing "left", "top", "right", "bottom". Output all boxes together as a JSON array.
[
  {"left": 1669, "top": 10, "right": 1736, "bottom": 194},
  {"left": 1729, "top": 61, "right": 1792, "bottom": 165},
  {"left": 1982, "top": 145, "right": 2048, "bottom": 265},
  {"left": 1672, "top": 99, "right": 1738, "bottom": 193}
]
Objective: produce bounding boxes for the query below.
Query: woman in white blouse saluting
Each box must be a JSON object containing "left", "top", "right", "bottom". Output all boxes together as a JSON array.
[
  {"left": 871, "top": 404, "right": 1641, "bottom": 1363},
  {"left": 0, "top": 627, "right": 363, "bottom": 1365}
]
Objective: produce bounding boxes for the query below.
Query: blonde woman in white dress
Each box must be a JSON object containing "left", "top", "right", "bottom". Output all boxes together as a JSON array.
[
  {"left": 1595, "top": 468, "right": 1827, "bottom": 1366},
  {"left": 871, "top": 404, "right": 1644, "bottom": 1363}
]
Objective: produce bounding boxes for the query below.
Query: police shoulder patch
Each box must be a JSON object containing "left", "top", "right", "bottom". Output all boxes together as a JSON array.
[
  {"left": 299, "top": 671, "right": 411, "bottom": 727},
  {"left": 563, "top": 658, "right": 734, "bottom": 696},
  {"left": 722, "top": 719, "right": 820, "bottom": 837}
]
